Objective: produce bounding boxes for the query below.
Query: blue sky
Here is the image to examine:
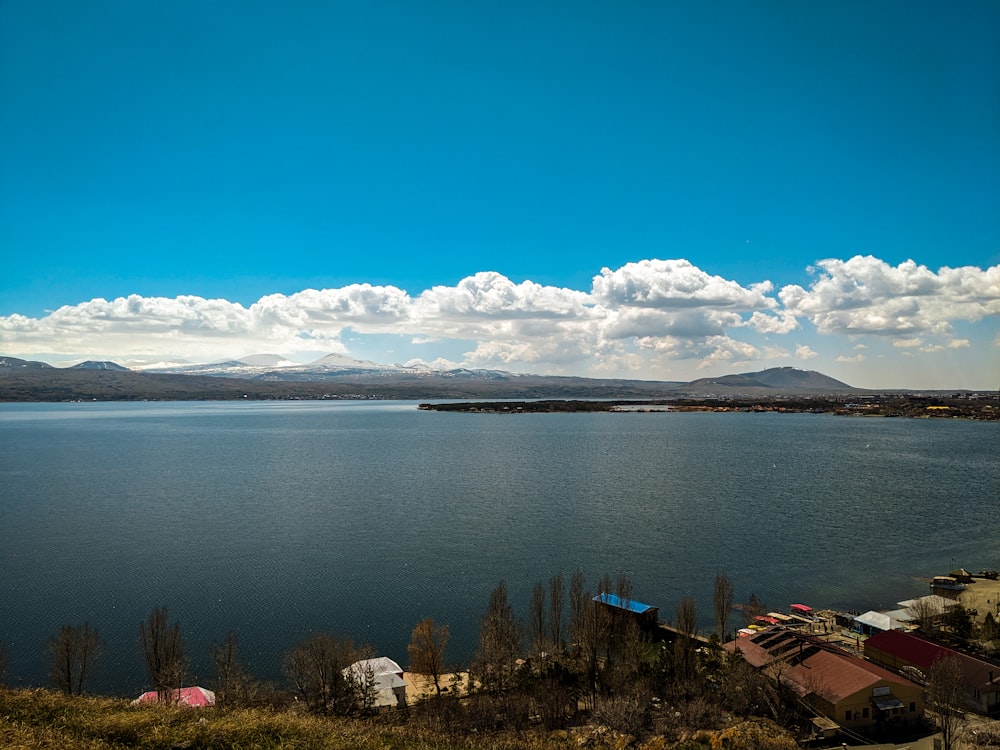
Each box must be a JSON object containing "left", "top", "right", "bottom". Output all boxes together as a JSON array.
[{"left": 1, "top": 1, "right": 998, "bottom": 389}]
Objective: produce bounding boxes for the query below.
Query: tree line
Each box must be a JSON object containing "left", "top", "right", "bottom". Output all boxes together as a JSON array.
[
  {"left": 1, "top": 570, "right": 989, "bottom": 748},
  {"left": 0, "top": 572, "right": 782, "bottom": 737}
]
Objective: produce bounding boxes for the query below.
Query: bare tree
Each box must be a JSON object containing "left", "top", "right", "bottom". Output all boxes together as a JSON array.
[
  {"left": 568, "top": 568, "right": 587, "bottom": 645},
  {"left": 713, "top": 573, "right": 734, "bottom": 640},
  {"left": 548, "top": 573, "right": 564, "bottom": 654},
  {"left": 48, "top": 622, "right": 104, "bottom": 695},
  {"left": 741, "top": 592, "right": 766, "bottom": 626},
  {"left": 926, "top": 655, "right": 969, "bottom": 750},
  {"left": 615, "top": 573, "right": 633, "bottom": 603},
  {"left": 529, "top": 581, "right": 547, "bottom": 657},
  {"left": 981, "top": 612, "right": 999, "bottom": 657},
  {"left": 607, "top": 572, "right": 644, "bottom": 671},
  {"left": 674, "top": 596, "right": 698, "bottom": 681},
  {"left": 576, "top": 584, "right": 612, "bottom": 707},
  {"left": 347, "top": 657, "right": 380, "bottom": 713},
  {"left": 211, "top": 631, "right": 262, "bottom": 707},
  {"left": 139, "top": 607, "right": 187, "bottom": 702},
  {"left": 407, "top": 618, "right": 449, "bottom": 698},
  {"left": 473, "top": 580, "right": 524, "bottom": 695},
  {"left": 283, "top": 632, "right": 361, "bottom": 714},
  {"left": 906, "top": 597, "right": 943, "bottom": 634},
  {"left": 720, "top": 650, "right": 764, "bottom": 717}
]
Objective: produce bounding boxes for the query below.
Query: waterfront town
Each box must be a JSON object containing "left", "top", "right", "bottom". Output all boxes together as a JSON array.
[{"left": 6, "top": 567, "right": 998, "bottom": 750}]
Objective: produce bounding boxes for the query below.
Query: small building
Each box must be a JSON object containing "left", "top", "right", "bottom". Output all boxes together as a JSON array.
[
  {"left": 726, "top": 627, "right": 924, "bottom": 737},
  {"left": 897, "top": 594, "right": 956, "bottom": 616},
  {"left": 853, "top": 610, "right": 907, "bottom": 636},
  {"left": 593, "top": 592, "right": 660, "bottom": 631},
  {"left": 864, "top": 629, "right": 1000, "bottom": 716},
  {"left": 133, "top": 686, "right": 216, "bottom": 707},
  {"left": 344, "top": 657, "right": 407, "bottom": 709}
]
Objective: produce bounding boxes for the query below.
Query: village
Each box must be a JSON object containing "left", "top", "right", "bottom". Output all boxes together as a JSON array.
[
  {"left": 385, "top": 568, "right": 1000, "bottom": 747},
  {"left": 269, "top": 568, "right": 1000, "bottom": 747},
  {"left": 7, "top": 567, "right": 999, "bottom": 750}
]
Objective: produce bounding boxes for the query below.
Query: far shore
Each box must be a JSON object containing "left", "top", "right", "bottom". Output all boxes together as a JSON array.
[{"left": 418, "top": 396, "right": 999, "bottom": 420}]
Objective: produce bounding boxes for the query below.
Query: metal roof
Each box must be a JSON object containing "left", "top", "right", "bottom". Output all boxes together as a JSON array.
[{"left": 594, "top": 592, "right": 656, "bottom": 614}]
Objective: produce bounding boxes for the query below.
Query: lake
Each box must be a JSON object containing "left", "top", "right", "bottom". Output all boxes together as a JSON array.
[{"left": 1, "top": 400, "right": 997, "bottom": 696}]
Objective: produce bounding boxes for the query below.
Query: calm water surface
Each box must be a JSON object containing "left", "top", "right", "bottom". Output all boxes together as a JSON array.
[{"left": 2, "top": 400, "right": 997, "bottom": 695}]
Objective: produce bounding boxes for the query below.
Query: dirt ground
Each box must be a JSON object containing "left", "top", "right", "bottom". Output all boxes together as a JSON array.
[
  {"left": 403, "top": 671, "right": 470, "bottom": 704},
  {"left": 956, "top": 576, "right": 1000, "bottom": 624}
]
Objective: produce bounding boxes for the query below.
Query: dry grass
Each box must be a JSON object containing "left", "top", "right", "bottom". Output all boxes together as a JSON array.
[{"left": 0, "top": 688, "right": 575, "bottom": 750}]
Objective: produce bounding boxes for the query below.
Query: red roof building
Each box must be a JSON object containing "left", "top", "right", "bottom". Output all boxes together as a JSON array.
[
  {"left": 726, "top": 627, "right": 924, "bottom": 736},
  {"left": 864, "top": 629, "right": 1000, "bottom": 716}
]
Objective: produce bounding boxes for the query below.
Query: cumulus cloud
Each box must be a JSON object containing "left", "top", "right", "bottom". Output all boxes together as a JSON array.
[
  {"left": 415, "top": 272, "right": 588, "bottom": 321},
  {"left": 592, "top": 259, "right": 775, "bottom": 310},
  {"left": 748, "top": 310, "right": 798, "bottom": 334},
  {"left": 779, "top": 256, "right": 1000, "bottom": 342},
  {"left": 795, "top": 344, "right": 818, "bottom": 360},
  {"left": 1, "top": 255, "right": 995, "bottom": 383},
  {"left": 252, "top": 284, "right": 413, "bottom": 332}
]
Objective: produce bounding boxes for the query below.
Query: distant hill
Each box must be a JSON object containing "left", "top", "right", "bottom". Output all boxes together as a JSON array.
[
  {"left": 0, "top": 353, "right": 867, "bottom": 401},
  {"left": 70, "top": 361, "right": 130, "bottom": 371},
  {"left": 679, "top": 367, "right": 852, "bottom": 395},
  {"left": 0, "top": 356, "right": 53, "bottom": 370}
]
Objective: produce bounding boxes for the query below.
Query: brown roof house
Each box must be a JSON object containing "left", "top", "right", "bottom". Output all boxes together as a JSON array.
[
  {"left": 865, "top": 629, "right": 1000, "bottom": 717},
  {"left": 727, "top": 627, "right": 924, "bottom": 738}
]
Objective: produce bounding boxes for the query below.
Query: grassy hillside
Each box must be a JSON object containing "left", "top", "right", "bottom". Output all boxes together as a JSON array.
[
  {"left": 0, "top": 688, "right": 545, "bottom": 750},
  {"left": 0, "top": 688, "right": 805, "bottom": 750}
]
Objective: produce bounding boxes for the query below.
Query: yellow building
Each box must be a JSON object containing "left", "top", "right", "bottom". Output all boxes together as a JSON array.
[{"left": 727, "top": 628, "right": 924, "bottom": 737}]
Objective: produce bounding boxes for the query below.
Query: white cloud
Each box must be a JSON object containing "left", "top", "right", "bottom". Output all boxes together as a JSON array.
[
  {"left": 1, "top": 255, "right": 996, "bottom": 387},
  {"left": 779, "top": 256, "right": 1000, "bottom": 342},
  {"left": 835, "top": 354, "right": 867, "bottom": 363},
  {"left": 403, "top": 357, "right": 461, "bottom": 370},
  {"left": 592, "top": 259, "right": 775, "bottom": 310},
  {"left": 748, "top": 310, "right": 798, "bottom": 334},
  {"left": 415, "top": 272, "right": 588, "bottom": 321}
]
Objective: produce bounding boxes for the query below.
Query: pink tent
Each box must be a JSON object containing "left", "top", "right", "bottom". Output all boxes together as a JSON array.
[{"left": 133, "top": 686, "right": 216, "bottom": 707}]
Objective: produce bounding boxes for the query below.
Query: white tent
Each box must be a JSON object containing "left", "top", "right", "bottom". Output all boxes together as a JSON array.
[
  {"left": 854, "top": 610, "right": 905, "bottom": 634},
  {"left": 345, "top": 657, "right": 406, "bottom": 708}
]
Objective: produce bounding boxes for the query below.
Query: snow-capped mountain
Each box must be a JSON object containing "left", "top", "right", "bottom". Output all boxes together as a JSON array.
[
  {"left": 138, "top": 353, "right": 522, "bottom": 383},
  {"left": 238, "top": 353, "right": 299, "bottom": 368}
]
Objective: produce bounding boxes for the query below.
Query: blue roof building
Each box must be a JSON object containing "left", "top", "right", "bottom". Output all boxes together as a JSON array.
[{"left": 593, "top": 592, "right": 656, "bottom": 614}]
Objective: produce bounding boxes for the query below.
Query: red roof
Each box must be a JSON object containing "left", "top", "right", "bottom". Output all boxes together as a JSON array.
[
  {"left": 865, "top": 630, "right": 1000, "bottom": 692},
  {"left": 865, "top": 629, "right": 952, "bottom": 670},
  {"left": 725, "top": 627, "right": 919, "bottom": 704},
  {"left": 755, "top": 615, "right": 780, "bottom": 625},
  {"left": 790, "top": 603, "right": 812, "bottom": 613}
]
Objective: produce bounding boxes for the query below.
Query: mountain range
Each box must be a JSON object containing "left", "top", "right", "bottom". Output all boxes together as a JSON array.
[{"left": 0, "top": 353, "right": 859, "bottom": 401}]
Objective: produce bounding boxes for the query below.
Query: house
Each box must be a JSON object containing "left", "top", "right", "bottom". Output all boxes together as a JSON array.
[
  {"left": 133, "top": 686, "right": 216, "bottom": 707},
  {"left": 726, "top": 627, "right": 924, "bottom": 736},
  {"left": 344, "top": 657, "right": 407, "bottom": 709},
  {"left": 864, "top": 629, "right": 1000, "bottom": 716}
]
